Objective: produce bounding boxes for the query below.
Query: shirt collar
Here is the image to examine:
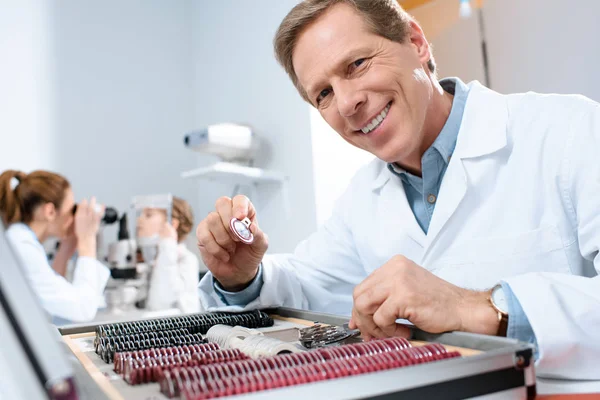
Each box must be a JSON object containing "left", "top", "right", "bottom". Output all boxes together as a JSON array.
[{"left": 388, "top": 77, "right": 470, "bottom": 177}]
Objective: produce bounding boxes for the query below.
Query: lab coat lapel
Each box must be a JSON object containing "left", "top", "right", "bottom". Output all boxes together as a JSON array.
[
  {"left": 371, "top": 165, "right": 426, "bottom": 248},
  {"left": 423, "top": 81, "right": 509, "bottom": 258}
]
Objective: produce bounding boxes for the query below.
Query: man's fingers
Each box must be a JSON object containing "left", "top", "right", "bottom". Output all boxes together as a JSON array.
[
  {"left": 214, "top": 197, "right": 239, "bottom": 242},
  {"left": 248, "top": 219, "right": 268, "bottom": 251},
  {"left": 352, "top": 284, "right": 390, "bottom": 339},
  {"left": 353, "top": 287, "right": 384, "bottom": 316},
  {"left": 197, "top": 224, "right": 230, "bottom": 262},
  {"left": 356, "top": 313, "right": 387, "bottom": 339},
  {"left": 352, "top": 269, "right": 389, "bottom": 302},
  {"left": 352, "top": 306, "right": 387, "bottom": 340},
  {"left": 372, "top": 298, "right": 410, "bottom": 338},
  {"left": 350, "top": 308, "right": 365, "bottom": 337},
  {"left": 197, "top": 244, "right": 221, "bottom": 270},
  {"left": 231, "top": 195, "right": 251, "bottom": 220},
  {"left": 348, "top": 317, "right": 357, "bottom": 330},
  {"left": 372, "top": 298, "right": 398, "bottom": 335},
  {"left": 207, "top": 212, "right": 236, "bottom": 252}
]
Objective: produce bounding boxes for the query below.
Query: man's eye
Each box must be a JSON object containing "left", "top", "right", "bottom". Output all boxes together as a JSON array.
[
  {"left": 353, "top": 58, "right": 365, "bottom": 68},
  {"left": 317, "top": 88, "right": 331, "bottom": 105}
]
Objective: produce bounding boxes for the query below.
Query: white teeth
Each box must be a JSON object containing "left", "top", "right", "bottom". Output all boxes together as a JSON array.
[{"left": 361, "top": 104, "right": 390, "bottom": 134}]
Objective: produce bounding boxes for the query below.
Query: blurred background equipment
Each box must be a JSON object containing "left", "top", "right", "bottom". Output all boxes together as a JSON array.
[
  {"left": 72, "top": 204, "right": 119, "bottom": 225},
  {"left": 102, "top": 194, "right": 173, "bottom": 315},
  {"left": 184, "top": 123, "right": 261, "bottom": 164},
  {"left": 182, "top": 123, "right": 288, "bottom": 212}
]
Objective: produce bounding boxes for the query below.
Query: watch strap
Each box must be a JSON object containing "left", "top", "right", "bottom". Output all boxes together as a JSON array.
[
  {"left": 489, "top": 284, "right": 509, "bottom": 337},
  {"left": 497, "top": 311, "right": 508, "bottom": 337}
]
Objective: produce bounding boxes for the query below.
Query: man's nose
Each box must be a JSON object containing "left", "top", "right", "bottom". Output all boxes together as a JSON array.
[{"left": 336, "top": 82, "right": 366, "bottom": 117}]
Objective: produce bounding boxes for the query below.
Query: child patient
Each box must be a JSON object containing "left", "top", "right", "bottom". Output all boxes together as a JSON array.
[{"left": 137, "top": 196, "right": 200, "bottom": 314}]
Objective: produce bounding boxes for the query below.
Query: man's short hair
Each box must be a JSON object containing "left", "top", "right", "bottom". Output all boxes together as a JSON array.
[{"left": 274, "top": 0, "right": 437, "bottom": 103}]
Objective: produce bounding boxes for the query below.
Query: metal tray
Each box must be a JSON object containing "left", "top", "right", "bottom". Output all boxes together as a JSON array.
[{"left": 57, "top": 307, "right": 537, "bottom": 400}]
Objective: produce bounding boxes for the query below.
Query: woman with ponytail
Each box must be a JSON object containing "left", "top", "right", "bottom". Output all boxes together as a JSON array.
[{"left": 0, "top": 170, "right": 110, "bottom": 323}]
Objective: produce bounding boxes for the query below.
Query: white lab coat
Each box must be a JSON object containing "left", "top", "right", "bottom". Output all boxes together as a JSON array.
[
  {"left": 198, "top": 81, "right": 600, "bottom": 380},
  {"left": 146, "top": 238, "right": 200, "bottom": 314},
  {"left": 6, "top": 223, "right": 110, "bottom": 322}
]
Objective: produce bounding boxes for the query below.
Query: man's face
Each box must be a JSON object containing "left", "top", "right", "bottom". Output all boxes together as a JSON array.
[{"left": 293, "top": 3, "right": 433, "bottom": 164}]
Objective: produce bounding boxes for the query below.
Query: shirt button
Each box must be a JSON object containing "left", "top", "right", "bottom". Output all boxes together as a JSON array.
[{"left": 427, "top": 194, "right": 437, "bottom": 204}]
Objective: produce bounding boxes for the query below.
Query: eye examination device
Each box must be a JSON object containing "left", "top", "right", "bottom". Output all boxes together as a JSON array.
[
  {"left": 103, "top": 194, "right": 173, "bottom": 312},
  {"left": 230, "top": 217, "right": 254, "bottom": 244},
  {"left": 183, "top": 123, "right": 261, "bottom": 163},
  {"left": 72, "top": 203, "right": 119, "bottom": 225}
]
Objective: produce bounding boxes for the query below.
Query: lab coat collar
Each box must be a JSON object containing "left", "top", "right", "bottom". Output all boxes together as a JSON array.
[
  {"left": 453, "top": 80, "right": 508, "bottom": 160},
  {"left": 371, "top": 163, "right": 391, "bottom": 191},
  {"left": 371, "top": 80, "right": 509, "bottom": 192},
  {"left": 424, "top": 81, "right": 509, "bottom": 253}
]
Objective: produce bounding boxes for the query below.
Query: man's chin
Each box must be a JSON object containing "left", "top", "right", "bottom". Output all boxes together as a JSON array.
[{"left": 375, "top": 149, "right": 403, "bottom": 165}]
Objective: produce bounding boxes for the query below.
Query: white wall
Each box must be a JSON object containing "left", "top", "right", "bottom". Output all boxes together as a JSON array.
[
  {"left": 483, "top": 0, "right": 600, "bottom": 101},
  {"left": 50, "top": 0, "right": 198, "bottom": 249},
  {"left": 0, "top": 0, "right": 56, "bottom": 173},
  {"left": 191, "top": 0, "right": 318, "bottom": 253},
  {"left": 411, "top": 0, "right": 487, "bottom": 84},
  {"left": 412, "top": 0, "right": 600, "bottom": 102},
  {"left": 2, "top": 0, "right": 319, "bottom": 258}
]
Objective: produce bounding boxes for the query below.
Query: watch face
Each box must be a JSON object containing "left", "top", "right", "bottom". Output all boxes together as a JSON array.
[{"left": 491, "top": 285, "right": 509, "bottom": 314}]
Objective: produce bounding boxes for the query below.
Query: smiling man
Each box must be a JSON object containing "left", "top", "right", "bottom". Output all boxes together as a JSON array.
[{"left": 196, "top": 0, "right": 600, "bottom": 379}]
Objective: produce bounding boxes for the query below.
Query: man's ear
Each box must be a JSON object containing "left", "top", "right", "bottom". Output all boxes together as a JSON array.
[
  {"left": 172, "top": 218, "right": 180, "bottom": 232},
  {"left": 407, "top": 19, "right": 432, "bottom": 68}
]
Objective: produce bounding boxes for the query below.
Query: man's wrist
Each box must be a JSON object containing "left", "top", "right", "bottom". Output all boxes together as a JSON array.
[
  {"left": 215, "top": 267, "right": 260, "bottom": 292},
  {"left": 458, "top": 289, "right": 500, "bottom": 335}
]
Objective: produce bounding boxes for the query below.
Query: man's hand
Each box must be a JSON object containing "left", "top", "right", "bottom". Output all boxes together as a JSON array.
[
  {"left": 196, "top": 195, "right": 268, "bottom": 291},
  {"left": 349, "top": 255, "right": 499, "bottom": 341}
]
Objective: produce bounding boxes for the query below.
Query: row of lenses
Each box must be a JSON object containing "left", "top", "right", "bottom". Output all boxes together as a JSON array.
[
  {"left": 177, "top": 343, "right": 460, "bottom": 400},
  {"left": 158, "top": 338, "right": 441, "bottom": 398},
  {"left": 114, "top": 343, "right": 221, "bottom": 375},
  {"left": 317, "top": 336, "right": 411, "bottom": 359},
  {"left": 118, "top": 336, "right": 406, "bottom": 391},
  {"left": 95, "top": 310, "right": 273, "bottom": 340},
  {"left": 160, "top": 351, "right": 327, "bottom": 397},
  {"left": 124, "top": 349, "right": 249, "bottom": 385},
  {"left": 96, "top": 328, "right": 192, "bottom": 352},
  {"left": 98, "top": 333, "right": 206, "bottom": 363}
]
